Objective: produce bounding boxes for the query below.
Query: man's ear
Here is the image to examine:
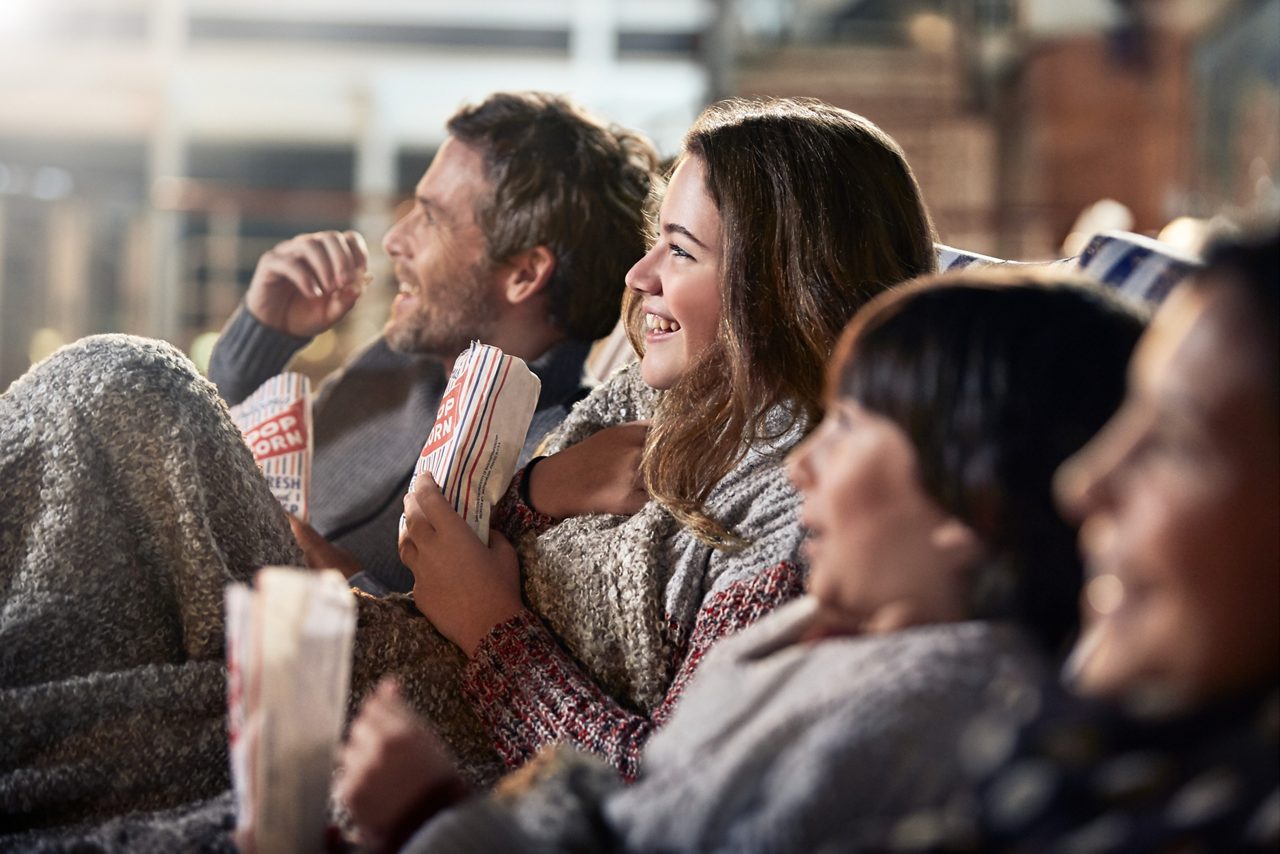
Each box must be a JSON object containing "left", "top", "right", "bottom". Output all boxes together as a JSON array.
[{"left": 499, "top": 246, "right": 557, "bottom": 306}]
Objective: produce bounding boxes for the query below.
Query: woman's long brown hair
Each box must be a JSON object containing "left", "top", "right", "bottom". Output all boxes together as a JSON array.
[{"left": 624, "top": 98, "right": 937, "bottom": 546}]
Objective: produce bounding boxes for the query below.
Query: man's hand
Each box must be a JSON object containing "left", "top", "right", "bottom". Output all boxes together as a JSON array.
[
  {"left": 338, "top": 678, "right": 466, "bottom": 851},
  {"left": 527, "top": 421, "right": 650, "bottom": 519},
  {"left": 245, "top": 230, "right": 370, "bottom": 338},
  {"left": 288, "top": 515, "right": 363, "bottom": 579},
  {"left": 399, "top": 474, "right": 525, "bottom": 657}
]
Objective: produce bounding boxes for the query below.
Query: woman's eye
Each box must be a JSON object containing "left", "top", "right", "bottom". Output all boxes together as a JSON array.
[
  {"left": 669, "top": 243, "right": 693, "bottom": 260},
  {"left": 1131, "top": 425, "right": 1196, "bottom": 466}
]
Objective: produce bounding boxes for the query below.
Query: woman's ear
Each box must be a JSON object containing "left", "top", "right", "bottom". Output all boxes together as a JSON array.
[
  {"left": 499, "top": 245, "right": 557, "bottom": 306},
  {"left": 930, "top": 517, "right": 984, "bottom": 569}
]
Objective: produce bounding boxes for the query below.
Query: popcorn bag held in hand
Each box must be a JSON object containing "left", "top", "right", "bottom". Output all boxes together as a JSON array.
[
  {"left": 226, "top": 568, "right": 355, "bottom": 854},
  {"left": 403, "top": 341, "right": 541, "bottom": 543},
  {"left": 229, "top": 372, "right": 313, "bottom": 520}
]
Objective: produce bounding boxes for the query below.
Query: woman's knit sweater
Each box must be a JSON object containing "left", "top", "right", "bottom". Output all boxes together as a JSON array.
[
  {"left": 405, "top": 598, "right": 1049, "bottom": 853},
  {"left": 353, "top": 362, "right": 811, "bottom": 785}
]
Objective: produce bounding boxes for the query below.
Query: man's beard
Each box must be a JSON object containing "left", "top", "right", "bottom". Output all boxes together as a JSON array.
[{"left": 384, "top": 264, "right": 498, "bottom": 360}]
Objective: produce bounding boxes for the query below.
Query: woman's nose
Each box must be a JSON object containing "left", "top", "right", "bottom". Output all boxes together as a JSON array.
[
  {"left": 625, "top": 244, "right": 662, "bottom": 294},
  {"left": 786, "top": 434, "right": 816, "bottom": 492}
]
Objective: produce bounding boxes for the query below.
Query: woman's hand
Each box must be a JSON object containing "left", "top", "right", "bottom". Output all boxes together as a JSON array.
[
  {"left": 288, "top": 515, "right": 363, "bottom": 579},
  {"left": 399, "top": 474, "right": 524, "bottom": 656},
  {"left": 338, "top": 678, "right": 467, "bottom": 851},
  {"left": 527, "top": 421, "right": 650, "bottom": 518}
]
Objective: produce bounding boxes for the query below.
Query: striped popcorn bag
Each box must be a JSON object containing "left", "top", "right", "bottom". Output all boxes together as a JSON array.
[
  {"left": 226, "top": 568, "right": 355, "bottom": 854},
  {"left": 229, "top": 372, "right": 314, "bottom": 521},
  {"left": 403, "top": 341, "right": 540, "bottom": 544}
]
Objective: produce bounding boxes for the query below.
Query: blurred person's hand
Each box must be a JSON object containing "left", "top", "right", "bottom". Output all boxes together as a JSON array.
[
  {"left": 338, "top": 678, "right": 468, "bottom": 852},
  {"left": 246, "top": 231, "right": 370, "bottom": 338},
  {"left": 287, "top": 515, "right": 362, "bottom": 580},
  {"left": 527, "top": 421, "right": 650, "bottom": 519},
  {"left": 399, "top": 473, "right": 524, "bottom": 657}
]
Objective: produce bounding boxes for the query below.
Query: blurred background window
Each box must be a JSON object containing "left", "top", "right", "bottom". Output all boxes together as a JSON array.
[{"left": 1, "top": 0, "right": 1276, "bottom": 390}]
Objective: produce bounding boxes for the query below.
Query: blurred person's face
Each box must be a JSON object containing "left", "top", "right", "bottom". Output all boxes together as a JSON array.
[
  {"left": 1057, "top": 281, "right": 1280, "bottom": 708},
  {"left": 788, "top": 397, "right": 982, "bottom": 635},
  {"left": 624, "top": 156, "right": 722, "bottom": 390},
  {"left": 382, "top": 136, "right": 499, "bottom": 358}
]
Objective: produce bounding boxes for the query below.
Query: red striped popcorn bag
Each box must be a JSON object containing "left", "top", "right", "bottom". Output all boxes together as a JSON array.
[
  {"left": 226, "top": 568, "right": 355, "bottom": 854},
  {"left": 229, "top": 373, "right": 313, "bottom": 521},
  {"left": 402, "top": 341, "right": 540, "bottom": 543}
]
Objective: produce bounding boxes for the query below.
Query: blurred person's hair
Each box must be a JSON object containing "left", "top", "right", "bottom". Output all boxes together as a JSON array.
[
  {"left": 1196, "top": 222, "right": 1280, "bottom": 413},
  {"left": 830, "top": 272, "right": 1145, "bottom": 653},
  {"left": 625, "top": 97, "right": 937, "bottom": 546},
  {"left": 447, "top": 91, "right": 660, "bottom": 341}
]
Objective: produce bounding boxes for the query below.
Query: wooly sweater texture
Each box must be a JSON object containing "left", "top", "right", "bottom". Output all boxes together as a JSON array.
[
  {"left": 516, "top": 362, "right": 806, "bottom": 712},
  {"left": 352, "top": 362, "right": 808, "bottom": 783}
]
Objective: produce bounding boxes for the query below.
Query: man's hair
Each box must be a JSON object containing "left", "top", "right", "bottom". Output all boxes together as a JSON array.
[
  {"left": 831, "top": 272, "right": 1145, "bottom": 653},
  {"left": 447, "top": 92, "right": 660, "bottom": 341}
]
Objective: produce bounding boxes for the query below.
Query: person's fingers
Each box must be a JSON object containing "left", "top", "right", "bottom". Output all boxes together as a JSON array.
[
  {"left": 356, "top": 696, "right": 402, "bottom": 737},
  {"left": 320, "top": 282, "right": 363, "bottom": 328},
  {"left": 318, "top": 231, "right": 357, "bottom": 286},
  {"left": 288, "top": 514, "right": 323, "bottom": 546},
  {"left": 343, "top": 713, "right": 378, "bottom": 759},
  {"left": 412, "top": 471, "right": 453, "bottom": 512},
  {"left": 413, "top": 473, "right": 465, "bottom": 534},
  {"left": 259, "top": 251, "right": 325, "bottom": 299},
  {"left": 293, "top": 235, "right": 339, "bottom": 294},
  {"left": 401, "top": 491, "right": 437, "bottom": 542},
  {"left": 343, "top": 229, "right": 370, "bottom": 273},
  {"left": 375, "top": 675, "right": 402, "bottom": 702},
  {"left": 489, "top": 530, "right": 516, "bottom": 559},
  {"left": 398, "top": 534, "right": 419, "bottom": 566}
]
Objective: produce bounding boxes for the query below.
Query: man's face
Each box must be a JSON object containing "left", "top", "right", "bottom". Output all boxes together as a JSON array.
[
  {"left": 1057, "top": 280, "right": 1280, "bottom": 708},
  {"left": 382, "top": 136, "right": 500, "bottom": 358}
]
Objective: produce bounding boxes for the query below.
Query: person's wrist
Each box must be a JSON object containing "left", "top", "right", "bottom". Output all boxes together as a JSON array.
[
  {"left": 519, "top": 455, "right": 546, "bottom": 510},
  {"left": 524, "top": 455, "right": 562, "bottom": 518},
  {"left": 461, "top": 604, "right": 525, "bottom": 659},
  {"left": 244, "top": 289, "right": 287, "bottom": 334}
]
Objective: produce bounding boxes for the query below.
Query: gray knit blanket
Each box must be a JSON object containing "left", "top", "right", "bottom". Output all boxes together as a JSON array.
[{"left": 0, "top": 335, "right": 303, "bottom": 842}]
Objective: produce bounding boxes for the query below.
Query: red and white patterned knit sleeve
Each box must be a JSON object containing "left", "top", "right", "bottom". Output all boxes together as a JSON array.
[
  {"left": 490, "top": 463, "right": 556, "bottom": 542},
  {"left": 460, "top": 560, "right": 806, "bottom": 781}
]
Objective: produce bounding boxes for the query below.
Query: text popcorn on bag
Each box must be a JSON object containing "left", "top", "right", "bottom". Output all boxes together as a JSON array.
[
  {"left": 403, "top": 341, "right": 541, "bottom": 543},
  {"left": 226, "top": 568, "right": 355, "bottom": 854},
  {"left": 229, "top": 373, "right": 313, "bottom": 520}
]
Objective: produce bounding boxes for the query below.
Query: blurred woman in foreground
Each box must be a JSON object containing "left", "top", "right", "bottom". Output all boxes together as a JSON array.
[
  {"left": 339, "top": 273, "right": 1144, "bottom": 852},
  {"left": 953, "top": 225, "right": 1280, "bottom": 851}
]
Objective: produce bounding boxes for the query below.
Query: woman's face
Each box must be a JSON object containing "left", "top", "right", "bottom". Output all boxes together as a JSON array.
[
  {"left": 1057, "top": 280, "right": 1280, "bottom": 707},
  {"left": 625, "top": 156, "right": 723, "bottom": 390},
  {"left": 788, "top": 397, "right": 981, "bottom": 633}
]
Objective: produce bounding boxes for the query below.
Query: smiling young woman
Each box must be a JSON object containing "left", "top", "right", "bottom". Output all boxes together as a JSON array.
[{"left": 624, "top": 99, "right": 941, "bottom": 547}]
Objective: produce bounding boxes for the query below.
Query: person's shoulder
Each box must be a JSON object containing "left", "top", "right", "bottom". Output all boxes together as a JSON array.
[
  {"left": 539, "top": 362, "right": 658, "bottom": 455},
  {"left": 590, "top": 361, "right": 659, "bottom": 415},
  {"left": 810, "top": 621, "right": 1043, "bottom": 695}
]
